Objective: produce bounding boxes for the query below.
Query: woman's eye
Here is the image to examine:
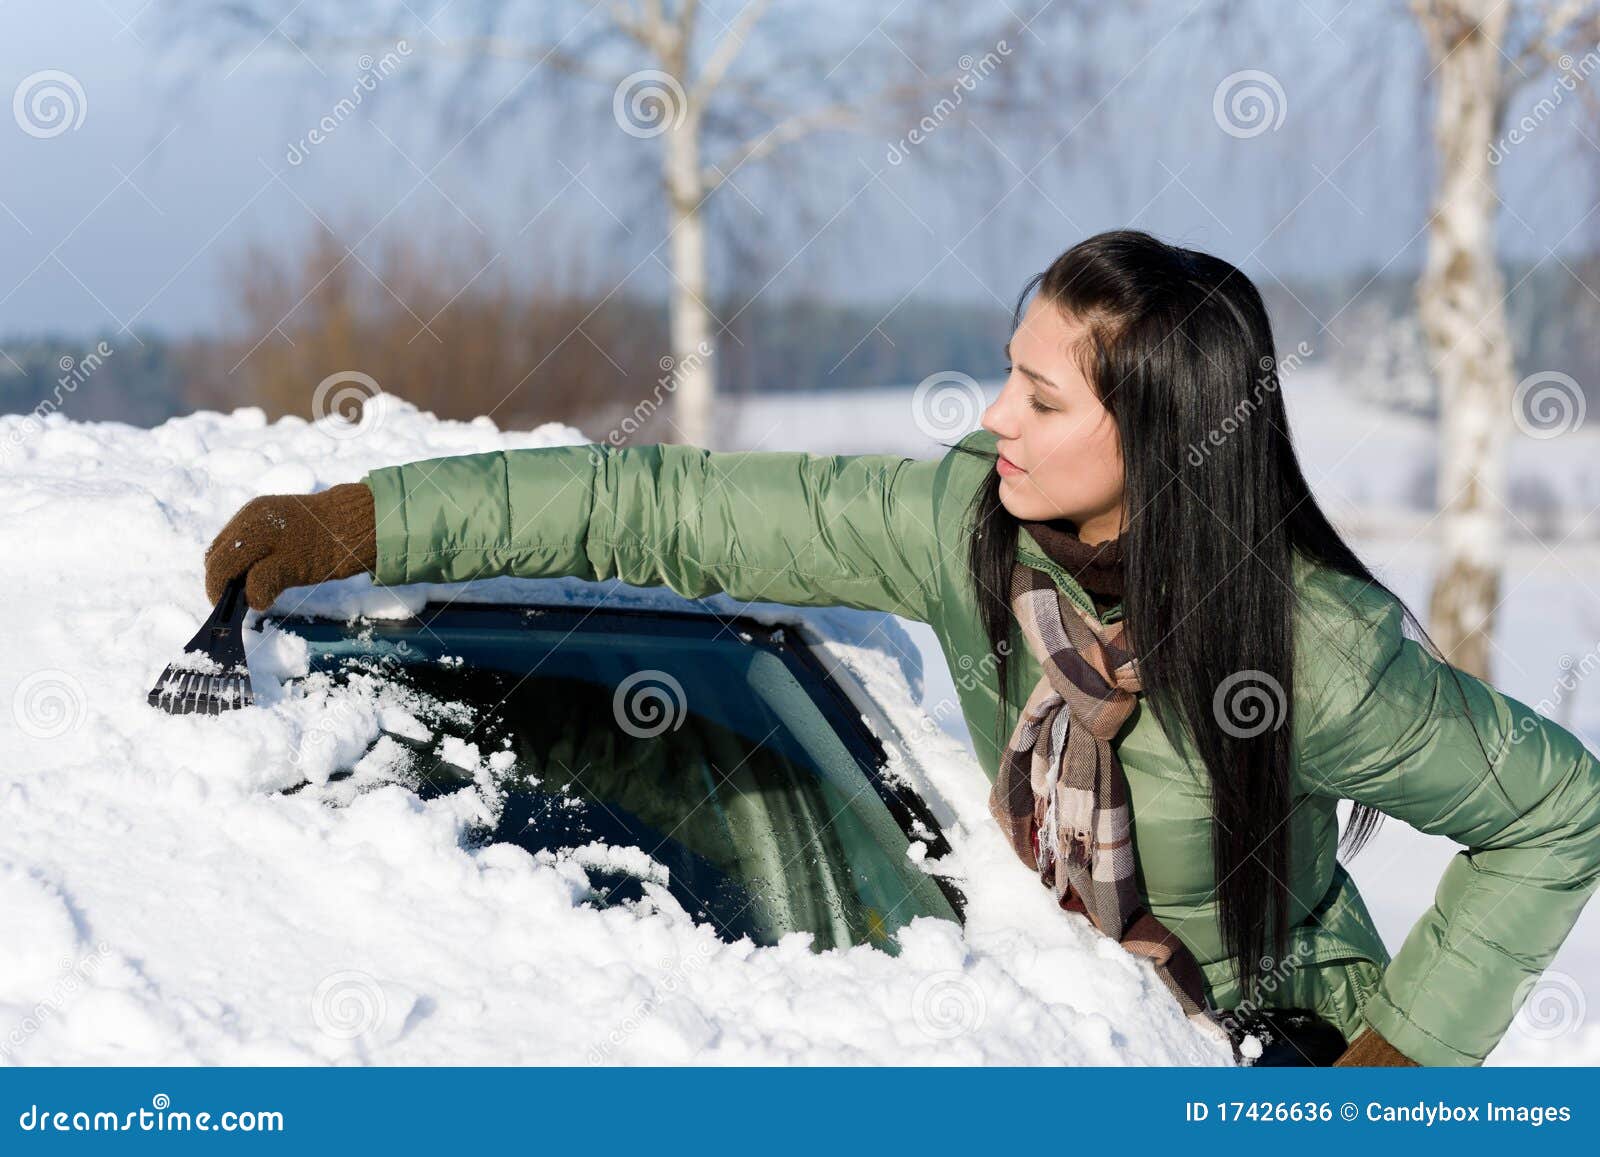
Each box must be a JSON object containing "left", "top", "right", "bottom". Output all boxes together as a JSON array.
[{"left": 1027, "top": 393, "right": 1055, "bottom": 414}]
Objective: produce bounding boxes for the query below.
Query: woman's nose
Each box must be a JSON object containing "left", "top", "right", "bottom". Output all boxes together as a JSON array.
[{"left": 981, "top": 383, "right": 1018, "bottom": 440}]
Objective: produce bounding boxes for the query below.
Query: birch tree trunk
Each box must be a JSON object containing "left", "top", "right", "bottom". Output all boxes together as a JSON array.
[
  {"left": 1412, "top": 0, "right": 1515, "bottom": 679},
  {"left": 662, "top": 108, "right": 717, "bottom": 448}
]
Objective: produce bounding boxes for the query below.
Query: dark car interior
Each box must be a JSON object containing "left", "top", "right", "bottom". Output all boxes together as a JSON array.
[{"left": 269, "top": 601, "right": 966, "bottom": 954}]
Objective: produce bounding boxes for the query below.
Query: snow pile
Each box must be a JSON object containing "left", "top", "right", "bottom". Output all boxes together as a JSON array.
[{"left": 0, "top": 395, "right": 1232, "bottom": 1065}]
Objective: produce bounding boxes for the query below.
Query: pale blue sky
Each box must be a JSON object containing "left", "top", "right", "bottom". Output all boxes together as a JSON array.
[{"left": 0, "top": 0, "right": 1591, "bottom": 341}]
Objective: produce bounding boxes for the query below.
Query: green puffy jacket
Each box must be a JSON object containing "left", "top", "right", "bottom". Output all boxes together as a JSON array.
[{"left": 361, "top": 427, "right": 1600, "bottom": 1066}]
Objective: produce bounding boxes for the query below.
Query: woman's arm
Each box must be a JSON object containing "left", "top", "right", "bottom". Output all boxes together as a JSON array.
[
  {"left": 1295, "top": 577, "right": 1600, "bottom": 1066},
  {"left": 360, "top": 441, "right": 949, "bottom": 622}
]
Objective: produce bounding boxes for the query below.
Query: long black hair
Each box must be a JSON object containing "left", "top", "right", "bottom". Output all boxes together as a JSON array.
[{"left": 954, "top": 228, "right": 1492, "bottom": 1005}]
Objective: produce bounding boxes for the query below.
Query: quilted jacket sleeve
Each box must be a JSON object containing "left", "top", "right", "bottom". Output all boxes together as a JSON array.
[
  {"left": 360, "top": 441, "right": 948, "bottom": 623},
  {"left": 1294, "top": 576, "right": 1600, "bottom": 1066}
]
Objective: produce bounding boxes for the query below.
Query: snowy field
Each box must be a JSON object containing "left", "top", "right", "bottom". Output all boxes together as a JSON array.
[
  {"left": 0, "top": 395, "right": 1235, "bottom": 1067},
  {"left": 1, "top": 369, "right": 1595, "bottom": 1065}
]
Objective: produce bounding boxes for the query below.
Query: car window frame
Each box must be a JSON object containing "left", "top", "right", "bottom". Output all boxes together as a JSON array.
[{"left": 263, "top": 598, "right": 969, "bottom": 926}]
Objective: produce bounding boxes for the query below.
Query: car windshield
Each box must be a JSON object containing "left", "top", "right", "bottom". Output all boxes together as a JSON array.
[{"left": 271, "top": 603, "right": 962, "bottom": 954}]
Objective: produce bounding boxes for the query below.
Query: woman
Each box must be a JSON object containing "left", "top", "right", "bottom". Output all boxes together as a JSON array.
[{"left": 203, "top": 229, "right": 1600, "bottom": 1067}]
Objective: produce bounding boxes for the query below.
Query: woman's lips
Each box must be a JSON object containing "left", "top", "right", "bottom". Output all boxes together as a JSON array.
[{"left": 996, "top": 452, "right": 1025, "bottom": 477}]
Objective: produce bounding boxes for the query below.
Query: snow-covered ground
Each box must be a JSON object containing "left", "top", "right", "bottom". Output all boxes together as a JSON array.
[
  {"left": 3, "top": 367, "right": 1594, "bottom": 1066},
  {"left": 0, "top": 396, "right": 1236, "bottom": 1066}
]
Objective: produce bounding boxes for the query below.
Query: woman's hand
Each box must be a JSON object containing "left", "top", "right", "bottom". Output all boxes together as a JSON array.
[
  {"left": 203, "top": 482, "right": 377, "bottom": 611},
  {"left": 1331, "top": 1021, "right": 1421, "bottom": 1066}
]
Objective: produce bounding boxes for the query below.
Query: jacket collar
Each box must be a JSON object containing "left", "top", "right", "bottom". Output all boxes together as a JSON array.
[
  {"left": 1016, "top": 524, "right": 1119, "bottom": 622},
  {"left": 1017, "top": 527, "right": 1320, "bottom": 627}
]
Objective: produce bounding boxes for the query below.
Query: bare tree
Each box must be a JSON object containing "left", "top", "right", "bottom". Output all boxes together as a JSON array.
[
  {"left": 182, "top": 221, "right": 667, "bottom": 433},
  {"left": 166, "top": 0, "right": 1092, "bottom": 447},
  {"left": 1408, "top": 0, "right": 1600, "bottom": 677}
]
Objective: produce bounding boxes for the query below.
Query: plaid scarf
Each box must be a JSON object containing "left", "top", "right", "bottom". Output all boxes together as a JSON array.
[{"left": 990, "top": 555, "right": 1237, "bottom": 1056}]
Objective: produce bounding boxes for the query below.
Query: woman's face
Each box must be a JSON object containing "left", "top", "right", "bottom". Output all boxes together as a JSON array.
[{"left": 979, "top": 298, "right": 1126, "bottom": 543}]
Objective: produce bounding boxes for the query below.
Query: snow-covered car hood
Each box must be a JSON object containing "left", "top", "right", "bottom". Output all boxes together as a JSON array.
[{"left": 0, "top": 397, "right": 1233, "bottom": 1065}]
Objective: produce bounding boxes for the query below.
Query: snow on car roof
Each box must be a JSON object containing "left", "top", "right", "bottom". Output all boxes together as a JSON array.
[{"left": 0, "top": 394, "right": 1233, "bottom": 1065}]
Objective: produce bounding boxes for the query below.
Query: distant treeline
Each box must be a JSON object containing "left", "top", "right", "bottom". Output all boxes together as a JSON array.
[
  {"left": 0, "top": 334, "right": 194, "bottom": 428},
  {"left": 3, "top": 250, "right": 1596, "bottom": 434}
]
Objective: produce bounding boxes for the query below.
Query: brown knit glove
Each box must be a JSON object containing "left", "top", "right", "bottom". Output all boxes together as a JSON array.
[
  {"left": 204, "top": 482, "right": 377, "bottom": 611},
  {"left": 1332, "top": 1021, "right": 1420, "bottom": 1066}
]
